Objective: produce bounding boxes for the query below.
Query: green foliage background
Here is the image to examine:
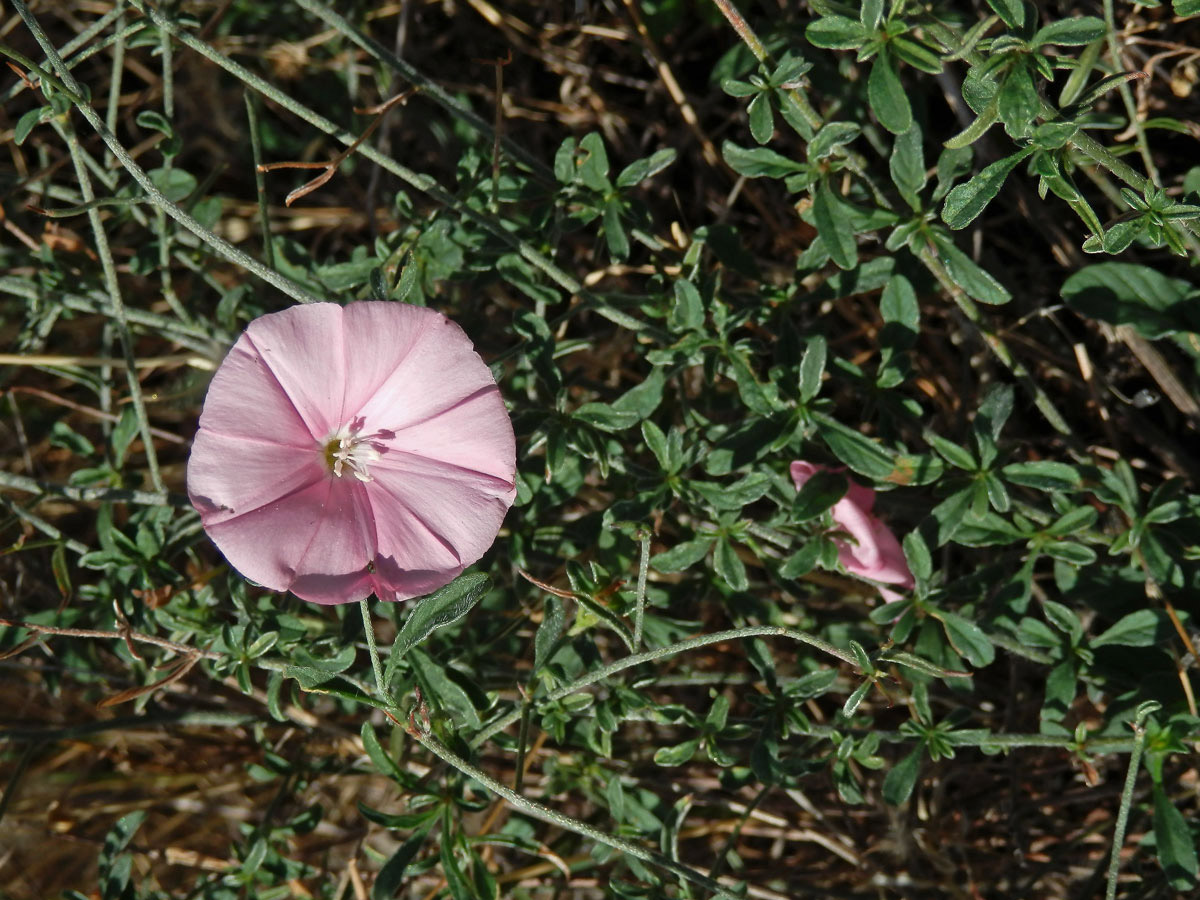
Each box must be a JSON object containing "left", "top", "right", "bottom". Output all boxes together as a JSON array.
[{"left": 2, "top": 1, "right": 1199, "bottom": 898}]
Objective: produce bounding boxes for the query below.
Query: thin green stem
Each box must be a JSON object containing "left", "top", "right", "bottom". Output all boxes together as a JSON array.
[
  {"left": 59, "top": 100, "right": 165, "bottom": 493},
  {"left": 1105, "top": 701, "right": 1160, "bottom": 900},
  {"left": 359, "top": 599, "right": 390, "bottom": 707},
  {"left": 470, "top": 625, "right": 858, "bottom": 748},
  {"left": 1101, "top": 0, "right": 1158, "bottom": 185},
  {"left": 633, "top": 531, "right": 650, "bottom": 650},
  {"left": 409, "top": 720, "right": 740, "bottom": 900},
  {"left": 244, "top": 90, "right": 276, "bottom": 271},
  {"left": 103, "top": 8, "right": 126, "bottom": 169}
]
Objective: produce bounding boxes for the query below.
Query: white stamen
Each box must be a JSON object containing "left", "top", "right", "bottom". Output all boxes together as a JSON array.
[{"left": 323, "top": 423, "right": 386, "bottom": 482}]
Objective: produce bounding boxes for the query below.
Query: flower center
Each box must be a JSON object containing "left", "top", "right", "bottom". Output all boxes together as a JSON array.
[{"left": 322, "top": 421, "right": 387, "bottom": 482}]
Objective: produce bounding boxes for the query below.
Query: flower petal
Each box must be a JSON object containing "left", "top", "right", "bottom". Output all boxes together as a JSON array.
[
  {"left": 187, "top": 429, "right": 324, "bottom": 522},
  {"left": 369, "top": 452, "right": 515, "bottom": 577},
  {"left": 200, "top": 478, "right": 335, "bottom": 593},
  {"left": 194, "top": 338, "right": 316, "bottom": 448},
  {"left": 338, "top": 301, "right": 436, "bottom": 420},
  {"left": 242, "top": 303, "right": 347, "bottom": 439},
  {"left": 353, "top": 312, "right": 505, "bottom": 435}
]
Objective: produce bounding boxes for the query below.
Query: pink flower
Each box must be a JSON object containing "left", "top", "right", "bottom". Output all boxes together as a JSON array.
[
  {"left": 790, "top": 461, "right": 914, "bottom": 602},
  {"left": 187, "top": 302, "right": 516, "bottom": 605}
]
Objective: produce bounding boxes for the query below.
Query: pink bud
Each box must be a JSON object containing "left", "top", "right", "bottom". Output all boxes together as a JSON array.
[{"left": 790, "top": 461, "right": 914, "bottom": 601}]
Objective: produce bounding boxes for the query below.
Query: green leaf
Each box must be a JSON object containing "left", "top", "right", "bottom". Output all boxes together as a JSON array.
[
  {"left": 390, "top": 573, "right": 490, "bottom": 665},
  {"left": 1001, "top": 461, "right": 1082, "bottom": 491},
  {"left": 615, "top": 147, "right": 676, "bottom": 188},
  {"left": 361, "top": 722, "right": 408, "bottom": 784},
  {"left": 931, "top": 488, "right": 975, "bottom": 544},
  {"left": 1041, "top": 541, "right": 1096, "bottom": 565},
  {"left": 533, "top": 595, "right": 564, "bottom": 671},
  {"left": 816, "top": 414, "right": 895, "bottom": 478},
  {"left": 373, "top": 827, "right": 432, "bottom": 899},
  {"left": 654, "top": 738, "right": 700, "bottom": 766},
  {"left": 792, "top": 469, "right": 848, "bottom": 521},
  {"left": 110, "top": 405, "right": 140, "bottom": 468},
  {"left": 409, "top": 646, "right": 481, "bottom": 727},
  {"left": 805, "top": 15, "right": 870, "bottom": 49},
  {"left": 799, "top": 335, "right": 826, "bottom": 402},
  {"left": 575, "top": 401, "right": 641, "bottom": 433},
  {"left": 780, "top": 540, "right": 821, "bottom": 579},
  {"left": 881, "top": 273, "right": 920, "bottom": 331},
  {"left": 902, "top": 530, "right": 933, "bottom": 582},
  {"left": 748, "top": 93, "right": 775, "bottom": 144},
  {"left": 722, "top": 141, "right": 806, "bottom": 178},
  {"left": 808, "top": 121, "right": 861, "bottom": 161},
  {"left": 931, "top": 232, "right": 1012, "bottom": 304},
  {"left": 942, "top": 147, "right": 1034, "bottom": 229},
  {"left": 890, "top": 125, "right": 926, "bottom": 209},
  {"left": 985, "top": 0, "right": 1027, "bottom": 30},
  {"left": 1091, "top": 609, "right": 1168, "bottom": 648},
  {"left": 1153, "top": 783, "right": 1200, "bottom": 890},
  {"left": 603, "top": 200, "right": 629, "bottom": 261},
  {"left": 928, "top": 433, "right": 977, "bottom": 471},
  {"left": 652, "top": 537, "right": 715, "bottom": 573},
  {"left": 148, "top": 166, "right": 197, "bottom": 203},
  {"left": 14, "top": 106, "right": 48, "bottom": 145},
  {"left": 713, "top": 538, "right": 749, "bottom": 591},
  {"left": 868, "top": 51, "right": 913, "bottom": 134},
  {"left": 577, "top": 132, "right": 610, "bottom": 190},
  {"left": 671, "top": 278, "right": 705, "bottom": 330},
  {"left": 997, "top": 65, "right": 1040, "bottom": 136},
  {"left": 882, "top": 744, "right": 924, "bottom": 805},
  {"left": 812, "top": 181, "right": 858, "bottom": 270},
  {"left": 1176, "top": 0, "right": 1200, "bottom": 16},
  {"left": 1060, "top": 262, "right": 1200, "bottom": 340},
  {"left": 892, "top": 37, "right": 943, "bottom": 74},
  {"left": 938, "top": 612, "right": 995, "bottom": 667},
  {"left": 611, "top": 366, "right": 665, "bottom": 419},
  {"left": 1032, "top": 17, "right": 1105, "bottom": 46}
]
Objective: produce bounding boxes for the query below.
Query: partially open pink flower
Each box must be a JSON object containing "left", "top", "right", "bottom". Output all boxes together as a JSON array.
[
  {"left": 188, "top": 302, "right": 516, "bottom": 605},
  {"left": 790, "top": 461, "right": 914, "bottom": 602}
]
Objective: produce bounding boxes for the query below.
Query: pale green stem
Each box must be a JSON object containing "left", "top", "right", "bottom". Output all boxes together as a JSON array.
[
  {"left": 1105, "top": 701, "right": 1160, "bottom": 900},
  {"left": 59, "top": 97, "right": 165, "bottom": 492},
  {"left": 633, "top": 531, "right": 650, "bottom": 650},
  {"left": 1101, "top": 0, "right": 1158, "bottom": 185},
  {"left": 359, "top": 599, "right": 390, "bottom": 706},
  {"left": 470, "top": 625, "right": 858, "bottom": 748},
  {"left": 409, "top": 719, "right": 741, "bottom": 900},
  {"left": 103, "top": 7, "right": 125, "bottom": 169},
  {"left": 244, "top": 91, "right": 276, "bottom": 270}
]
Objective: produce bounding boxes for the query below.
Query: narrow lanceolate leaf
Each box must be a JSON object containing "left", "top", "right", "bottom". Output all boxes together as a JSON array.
[
  {"left": 812, "top": 181, "right": 858, "bottom": 270},
  {"left": 942, "top": 147, "right": 1034, "bottom": 229},
  {"left": 1031, "top": 17, "right": 1105, "bottom": 46},
  {"left": 391, "top": 573, "right": 491, "bottom": 663},
  {"left": 931, "top": 232, "right": 1012, "bottom": 305},
  {"left": 1154, "top": 783, "right": 1200, "bottom": 890},
  {"left": 868, "top": 50, "right": 913, "bottom": 134}
]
